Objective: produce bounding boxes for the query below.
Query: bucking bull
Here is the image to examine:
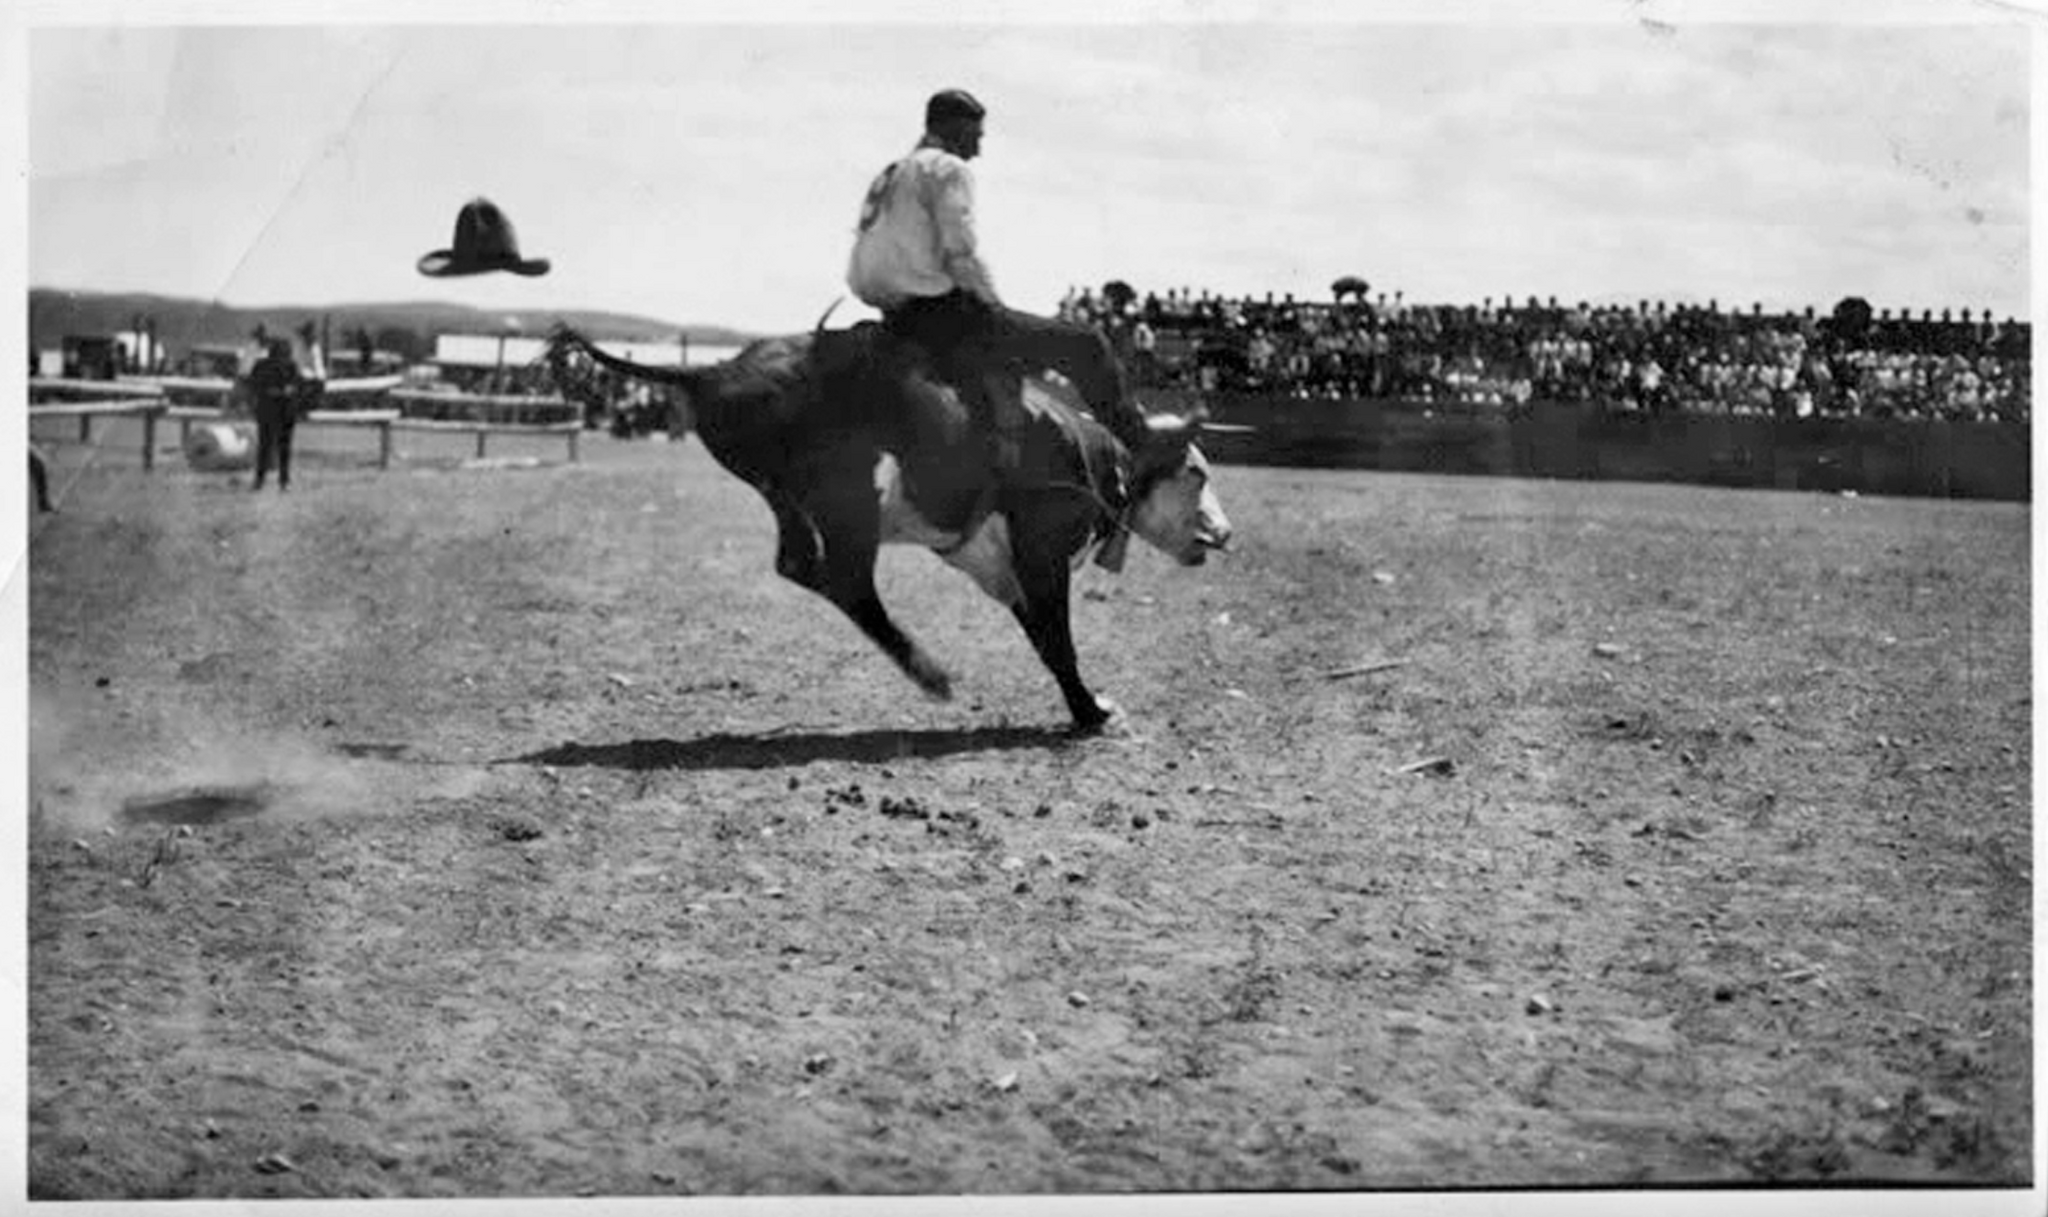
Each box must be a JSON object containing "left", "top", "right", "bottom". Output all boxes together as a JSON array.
[{"left": 546, "top": 319, "right": 1232, "bottom": 734}]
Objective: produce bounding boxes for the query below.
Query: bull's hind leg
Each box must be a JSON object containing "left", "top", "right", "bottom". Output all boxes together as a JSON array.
[
  {"left": 767, "top": 494, "right": 826, "bottom": 592},
  {"left": 807, "top": 488, "right": 954, "bottom": 701}
]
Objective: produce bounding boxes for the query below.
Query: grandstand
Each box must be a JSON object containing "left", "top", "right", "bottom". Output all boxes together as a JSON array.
[{"left": 1059, "top": 285, "right": 2030, "bottom": 425}]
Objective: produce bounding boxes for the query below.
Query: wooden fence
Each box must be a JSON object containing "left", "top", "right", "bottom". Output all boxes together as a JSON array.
[
  {"left": 1163, "top": 390, "right": 2032, "bottom": 502},
  {"left": 28, "top": 379, "right": 583, "bottom": 470},
  {"left": 26, "top": 398, "right": 170, "bottom": 468},
  {"left": 385, "top": 390, "right": 582, "bottom": 462}
]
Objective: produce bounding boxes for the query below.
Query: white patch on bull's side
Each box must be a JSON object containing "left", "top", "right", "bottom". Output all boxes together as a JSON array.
[
  {"left": 941, "top": 514, "right": 1025, "bottom": 607},
  {"left": 873, "top": 454, "right": 1025, "bottom": 606},
  {"left": 874, "top": 454, "right": 959, "bottom": 549}
]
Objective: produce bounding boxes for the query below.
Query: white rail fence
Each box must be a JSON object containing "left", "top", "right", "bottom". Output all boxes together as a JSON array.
[{"left": 28, "top": 378, "right": 584, "bottom": 469}]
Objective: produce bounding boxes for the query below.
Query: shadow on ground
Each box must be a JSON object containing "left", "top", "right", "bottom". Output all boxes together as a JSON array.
[{"left": 501, "top": 725, "right": 1076, "bottom": 771}]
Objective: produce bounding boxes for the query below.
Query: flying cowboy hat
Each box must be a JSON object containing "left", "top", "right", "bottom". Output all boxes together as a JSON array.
[{"left": 417, "top": 197, "right": 551, "bottom": 278}]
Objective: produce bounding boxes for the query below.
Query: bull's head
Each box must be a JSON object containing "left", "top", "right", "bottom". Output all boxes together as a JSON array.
[{"left": 1127, "top": 413, "right": 1234, "bottom": 566}]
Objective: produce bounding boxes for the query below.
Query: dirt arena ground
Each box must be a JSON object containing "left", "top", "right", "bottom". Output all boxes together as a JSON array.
[{"left": 24, "top": 422, "right": 2034, "bottom": 1198}]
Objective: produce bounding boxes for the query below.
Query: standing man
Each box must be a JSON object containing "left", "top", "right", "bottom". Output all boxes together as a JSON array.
[
  {"left": 247, "top": 337, "right": 305, "bottom": 492},
  {"left": 847, "top": 89, "right": 1151, "bottom": 481}
]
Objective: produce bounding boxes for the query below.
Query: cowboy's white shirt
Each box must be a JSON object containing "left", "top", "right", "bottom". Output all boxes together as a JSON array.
[{"left": 847, "top": 141, "right": 999, "bottom": 310}]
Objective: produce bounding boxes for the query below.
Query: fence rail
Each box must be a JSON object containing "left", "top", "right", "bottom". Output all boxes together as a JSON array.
[
  {"left": 27, "top": 378, "right": 165, "bottom": 399},
  {"left": 28, "top": 398, "right": 170, "bottom": 467},
  {"left": 386, "top": 389, "right": 579, "bottom": 426},
  {"left": 30, "top": 384, "right": 583, "bottom": 470}
]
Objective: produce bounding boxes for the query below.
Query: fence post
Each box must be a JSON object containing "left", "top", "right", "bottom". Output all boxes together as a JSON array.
[
  {"left": 475, "top": 429, "right": 487, "bottom": 460},
  {"left": 78, "top": 415, "right": 91, "bottom": 443},
  {"left": 378, "top": 421, "right": 393, "bottom": 470},
  {"left": 142, "top": 407, "right": 157, "bottom": 471},
  {"left": 568, "top": 428, "right": 579, "bottom": 464}
]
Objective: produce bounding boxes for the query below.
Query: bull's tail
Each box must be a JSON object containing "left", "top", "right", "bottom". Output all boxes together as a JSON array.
[{"left": 545, "top": 323, "right": 707, "bottom": 389}]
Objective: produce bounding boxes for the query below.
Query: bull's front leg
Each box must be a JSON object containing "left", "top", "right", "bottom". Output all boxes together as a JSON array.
[{"left": 1008, "top": 550, "right": 1119, "bottom": 734}]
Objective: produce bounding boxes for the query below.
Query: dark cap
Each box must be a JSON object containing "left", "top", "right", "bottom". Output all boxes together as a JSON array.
[{"left": 925, "top": 89, "right": 986, "bottom": 127}]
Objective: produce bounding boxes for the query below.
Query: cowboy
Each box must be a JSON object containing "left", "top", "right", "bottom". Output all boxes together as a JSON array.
[
  {"left": 247, "top": 337, "right": 305, "bottom": 492},
  {"left": 847, "top": 90, "right": 1150, "bottom": 485}
]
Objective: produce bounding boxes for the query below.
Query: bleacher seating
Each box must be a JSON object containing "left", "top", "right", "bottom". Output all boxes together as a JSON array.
[{"left": 1057, "top": 286, "right": 2030, "bottom": 424}]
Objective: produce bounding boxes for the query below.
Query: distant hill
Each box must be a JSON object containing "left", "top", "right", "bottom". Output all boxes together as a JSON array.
[{"left": 27, "top": 287, "right": 761, "bottom": 360}]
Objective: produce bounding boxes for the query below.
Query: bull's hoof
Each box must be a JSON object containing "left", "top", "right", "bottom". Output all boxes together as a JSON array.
[
  {"left": 1093, "top": 533, "right": 1130, "bottom": 572},
  {"left": 775, "top": 554, "right": 824, "bottom": 590},
  {"left": 907, "top": 656, "right": 954, "bottom": 701},
  {"left": 1068, "top": 697, "right": 1127, "bottom": 737}
]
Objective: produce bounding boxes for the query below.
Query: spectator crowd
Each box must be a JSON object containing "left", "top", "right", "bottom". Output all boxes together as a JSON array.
[{"left": 1057, "top": 285, "right": 2031, "bottom": 424}]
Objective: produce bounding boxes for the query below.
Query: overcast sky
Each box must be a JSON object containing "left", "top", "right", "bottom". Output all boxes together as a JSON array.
[{"left": 18, "top": 1, "right": 2039, "bottom": 335}]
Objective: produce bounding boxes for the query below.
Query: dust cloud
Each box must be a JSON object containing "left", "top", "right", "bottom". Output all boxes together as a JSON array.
[{"left": 29, "top": 686, "right": 487, "bottom": 831}]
